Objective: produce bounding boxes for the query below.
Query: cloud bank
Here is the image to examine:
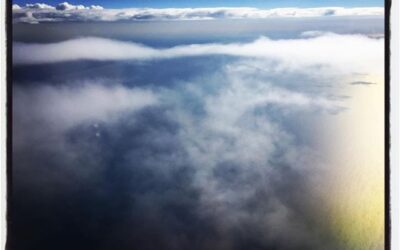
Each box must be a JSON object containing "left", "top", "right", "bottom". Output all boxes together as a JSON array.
[
  {"left": 14, "top": 33, "right": 384, "bottom": 75},
  {"left": 12, "top": 3, "right": 383, "bottom": 23}
]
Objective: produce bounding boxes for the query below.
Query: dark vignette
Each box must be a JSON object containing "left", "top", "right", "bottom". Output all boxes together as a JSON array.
[{"left": 384, "top": 0, "right": 391, "bottom": 249}]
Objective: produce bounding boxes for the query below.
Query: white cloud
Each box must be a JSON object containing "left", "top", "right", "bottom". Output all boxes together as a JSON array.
[
  {"left": 300, "top": 30, "right": 331, "bottom": 38},
  {"left": 12, "top": 4, "right": 383, "bottom": 23},
  {"left": 53, "top": 2, "right": 103, "bottom": 11},
  {"left": 90, "top": 5, "right": 104, "bottom": 10},
  {"left": 14, "top": 83, "right": 158, "bottom": 131},
  {"left": 156, "top": 57, "right": 343, "bottom": 230},
  {"left": 12, "top": 4, "right": 21, "bottom": 10},
  {"left": 25, "top": 3, "right": 55, "bottom": 10},
  {"left": 13, "top": 33, "right": 384, "bottom": 75},
  {"left": 56, "top": 2, "right": 87, "bottom": 11}
]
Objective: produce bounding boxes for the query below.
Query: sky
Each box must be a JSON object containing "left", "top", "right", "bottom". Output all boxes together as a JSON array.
[
  {"left": 12, "top": 0, "right": 384, "bottom": 8},
  {"left": 12, "top": 3, "right": 384, "bottom": 24}
]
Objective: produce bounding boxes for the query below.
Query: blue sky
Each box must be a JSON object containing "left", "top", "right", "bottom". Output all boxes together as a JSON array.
[{"left": 13, "top": 0, "right": 384, "bottom": 8}]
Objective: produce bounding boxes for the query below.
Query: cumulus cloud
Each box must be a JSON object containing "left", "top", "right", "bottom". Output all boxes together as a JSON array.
[
  {"left": 12, "top": 4, "right": 383, "bottom": 23},
  {"left": 90, "top": 5, "right": 104, "bottom": 10},
  {"left": 25, "top": 2, "right": 55, "bottom": 9},
  {"left": 56, "top": 2, "right": 87, "bottom": 10},
  {"left": 14, "top": 33, "right": 384, "bottom": 75},
  {"left": 12, "top": 4, "right": 21, "bottom": 10},
  {"left": 53, "top": 2, "right": 104, "bottom": 11}
]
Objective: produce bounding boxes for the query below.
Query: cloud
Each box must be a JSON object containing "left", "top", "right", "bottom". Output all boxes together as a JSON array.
[
  {"left": 162, "top": 64, "right": 341, "bottom": 248},
  {"left": 12, "top": 59, "right": 343, "bottom": 249},
  {"left": 14, "top": 33, "right": 384, "bottom": 75},
  {"left": 163, "top": 61, "right": 343, "bottom": 224},
  {"left": 300, "top": 30, "right": 331, "bottom": 38},
  {"left": 10, "top": 32, "right": 382, "bottom": 249},
  {"left": 350, "top": 81, "right": 376, "bottom": 85},
  {"left": 25, "top": 2, "right": 55, "bottom": 9},
  {"left": 56, "top": 2, "right": 87, "bottom": 11},
  {"left": 13, "top": 82, "right": 158, "bottom": 133},
  {"left": 12, "top": 4, "right": 383, "bottom": 23},
  {"left": 54, "top": 2, "right": 104, "bottom": 11},
  {"left": 90, "top": 5, "right": 104, "bottom": 10},
  {"left": 12, "top": 4, "right": 21, "bottom": 10}
]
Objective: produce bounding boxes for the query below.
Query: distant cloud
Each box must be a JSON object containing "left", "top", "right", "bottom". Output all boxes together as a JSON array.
[
  {"left": 55, "top": 2, "right": 87, "bottom": 10},
  {"left": 89, "top": 5, "right": 104, "bottom": 10},
  {"left": 300, "top": 30, "right": 331, "bottom": 38},
  {"left": 12, "top": 4, "right": 21, "bottom": 10},
  {"left": 12, "top": 3, "right": 384, "bottom": 23},
  {"left": 54, "top": 2, "right": 104, "bottom": 11},
  {"left": 13, "top": 33, "right": 384, "bottom": 75},
  {"left": 350, "top": 81, "right": 376, "bottom": 85},
  {"left": 25, "top": 2, "right": 55, "bottom": 9}
]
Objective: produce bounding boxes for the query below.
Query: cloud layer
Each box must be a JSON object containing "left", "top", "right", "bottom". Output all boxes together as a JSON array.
[
  {"left": 12, "top": 57, "right": 345, "bottom": 249},
  {"left": 10, "top": 22, "right": 384, "bottom": 249},
  {"left": 14, "top": 33, "right": 384, "bottom": 75},
  {"left": 12, "top": 3, "right": 383, "bottom": 23}
]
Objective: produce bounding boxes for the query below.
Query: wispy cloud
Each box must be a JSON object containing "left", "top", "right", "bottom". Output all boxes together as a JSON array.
[
  {"left": 349, "top": 81, "right": 376, "bottom": 85},
  {"left": 12, "top": 3, "right": 383, "bottom": 23},
  {"left": 13, "top": 57, "right": 345, "bottom": 249},
  {"left": 14, "top": 83, "right": 158, "bottom": 133}
]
